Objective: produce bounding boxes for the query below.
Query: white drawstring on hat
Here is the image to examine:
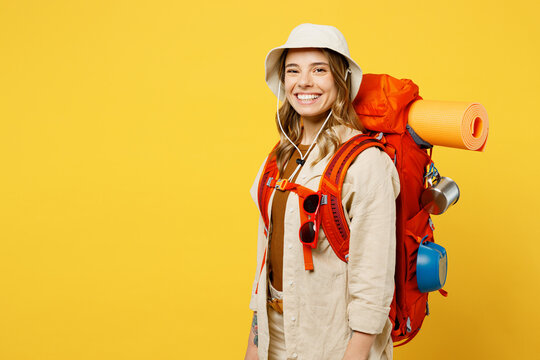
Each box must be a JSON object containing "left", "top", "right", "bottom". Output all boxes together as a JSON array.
[{"left": 277, "top": 68, "right": 351, "bottom": 180}]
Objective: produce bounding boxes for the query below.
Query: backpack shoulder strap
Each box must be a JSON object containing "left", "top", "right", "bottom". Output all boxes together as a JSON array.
[
  {"left": 319, "top": 134, "right": 386, "bottom": 262},
  {"left": 257, "top": 145, "right": 279, "bottom": 236}
]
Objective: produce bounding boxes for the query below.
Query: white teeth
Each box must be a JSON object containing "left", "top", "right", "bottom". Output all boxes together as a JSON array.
[{"left": 297, "top": 94, "right": 320, "bottom": 100}]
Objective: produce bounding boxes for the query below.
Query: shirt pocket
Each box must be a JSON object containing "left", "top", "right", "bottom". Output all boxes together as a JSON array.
[{"left": 301, "top": 270, "right": 346, "bottom": 307}]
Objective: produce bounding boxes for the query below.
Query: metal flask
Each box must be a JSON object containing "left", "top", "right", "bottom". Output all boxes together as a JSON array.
[{"left": 421, "top": 176, "right": 460, "bottom": 215}]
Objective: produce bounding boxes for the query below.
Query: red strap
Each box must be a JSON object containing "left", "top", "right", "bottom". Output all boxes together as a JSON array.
[
  {"left": 303, "top": 246, "right": 313, "bottom": 270},
  {"left": 438, "top": 288, "right": 448, "bottom": 297},
  {"left": 296, "top": 189, "right": 315, "bottom": 271},
  {"left": 258, "top": 163, "right": 277, "bottom": 231},
  {"left": 257, "top": 144, "right": 280, "bottom": 232}
]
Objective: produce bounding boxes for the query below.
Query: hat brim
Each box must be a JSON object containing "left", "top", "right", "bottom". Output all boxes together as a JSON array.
[{"left": 265, "top": 45, "right": 363, "bottom": 102}]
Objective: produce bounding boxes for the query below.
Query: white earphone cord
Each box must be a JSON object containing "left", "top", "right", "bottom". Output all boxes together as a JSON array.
[{"left": 276, "top": 68, "right": 351, "bottom": 180}]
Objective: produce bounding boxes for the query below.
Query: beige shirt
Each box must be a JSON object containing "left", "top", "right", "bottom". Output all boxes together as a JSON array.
[{"left": 249, "top": 126, "right": 401, "bottom": 360}]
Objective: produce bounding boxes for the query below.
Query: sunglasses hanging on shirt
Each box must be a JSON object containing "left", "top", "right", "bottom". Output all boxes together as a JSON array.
[{"left": 267, "top": 178, "right": 323, "bottom": 270}]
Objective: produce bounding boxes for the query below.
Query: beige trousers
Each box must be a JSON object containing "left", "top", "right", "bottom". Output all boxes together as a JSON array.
[{"left": 268, "top": 281, "right": 286, "bottom": 360}]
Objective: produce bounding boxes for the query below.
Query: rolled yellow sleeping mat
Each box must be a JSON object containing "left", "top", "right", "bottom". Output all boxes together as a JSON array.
[{"left": 408, "top": 100, "right": 489, "bottom": 151}]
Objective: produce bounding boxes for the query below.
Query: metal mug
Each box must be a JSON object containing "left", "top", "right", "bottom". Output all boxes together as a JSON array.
[{"left": 421, "top": 176, "right": 460, "bottom": 215}]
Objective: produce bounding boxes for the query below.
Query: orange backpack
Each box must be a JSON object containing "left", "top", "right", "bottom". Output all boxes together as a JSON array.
[{"left": 257, "top": 74, "right": 445, "bottom": 345}]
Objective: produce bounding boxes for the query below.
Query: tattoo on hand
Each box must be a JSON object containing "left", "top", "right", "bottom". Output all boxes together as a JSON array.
[{"left": 251, "top": 313, "right": 258, "bottom": 347}]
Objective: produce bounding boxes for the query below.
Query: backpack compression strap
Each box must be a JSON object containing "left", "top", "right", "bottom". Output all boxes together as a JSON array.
[{"left": 319, "top": 134, "right": 386, "bottom": 262}]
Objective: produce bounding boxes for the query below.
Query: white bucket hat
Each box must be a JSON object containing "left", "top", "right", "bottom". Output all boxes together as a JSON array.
[{"left": 265, "top": 23, "right": 363, "bottom": 101}]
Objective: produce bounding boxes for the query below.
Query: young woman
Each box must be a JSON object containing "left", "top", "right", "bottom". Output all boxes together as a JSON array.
[{"left": 244, "top": 24, "right": 400, "bottom": 360}]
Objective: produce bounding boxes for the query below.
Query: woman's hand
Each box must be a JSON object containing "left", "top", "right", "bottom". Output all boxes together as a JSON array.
[
  {"left": 341, "top": 331, "right": 376, "bottom": 360},
  {"left": 244, "top": 312, "right": 259, "bottom": 360}
]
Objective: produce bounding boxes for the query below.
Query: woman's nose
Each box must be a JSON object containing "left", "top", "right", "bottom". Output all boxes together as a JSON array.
[{"left": 298, "top": 70, "right": 313, "bottom": 87}]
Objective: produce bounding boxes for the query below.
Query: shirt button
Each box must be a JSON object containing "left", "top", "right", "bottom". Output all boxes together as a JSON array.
[
  {"left": 288, "top": 243, "right": 292, "bottom": 249},
  {"left": 291, "top": 353, "right": 298, "bottom": 359},
  {"left": 289, "top": 280, "right": 294, "bottom": 286},
  {"left": 288, "top": 208, "right": 294, "bottom": 214},
  {"left": 291, "top": 316, "right": 296, "bottom": 322}
]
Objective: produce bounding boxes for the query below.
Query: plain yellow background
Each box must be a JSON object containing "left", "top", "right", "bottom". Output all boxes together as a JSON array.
[{"left": 1, "top": 0, "right": 539, "bottom": 359}]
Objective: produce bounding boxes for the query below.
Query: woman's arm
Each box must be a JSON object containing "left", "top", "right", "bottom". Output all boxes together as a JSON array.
[
  {"left": 244, "top": 312, "right": 259, "bottom": 360},
  {"left": 342, "top": 331, "right": 376, "bottom": 360},
  {"left": 245, "top": 160, "right": 267, "bottom": 360},
  {"left": 342, "top": 148, "right": 400, "bottom": 358}
]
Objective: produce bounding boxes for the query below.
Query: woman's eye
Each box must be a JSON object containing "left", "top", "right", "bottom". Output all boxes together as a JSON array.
[
  {"left": 286, "top": 69, "right": 299, "bottom": 73},
  {"left": 314, "top": 68, "right": 326, "bottom": 73}
]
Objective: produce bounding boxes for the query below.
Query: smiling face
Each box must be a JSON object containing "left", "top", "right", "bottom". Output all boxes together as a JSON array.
[{"left": 283, "top": 48, "right": 338, "bottom": 123}]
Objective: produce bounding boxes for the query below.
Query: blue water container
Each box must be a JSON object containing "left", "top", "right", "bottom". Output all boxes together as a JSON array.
[{"left": 416, "top": 239, "right": 447, "bottom": 293}]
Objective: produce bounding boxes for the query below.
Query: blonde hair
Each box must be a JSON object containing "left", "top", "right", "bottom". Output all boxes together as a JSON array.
[{"left": 273, "top": 48, "right": 364, "bottom": 175}]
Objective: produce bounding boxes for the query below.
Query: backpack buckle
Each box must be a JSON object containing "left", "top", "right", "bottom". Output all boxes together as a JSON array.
[
  {"left": 321, "top": 194, "right": 328, "bottom": 205},
  {"left": 275, "top": 178, "right": 289, "bottom": 191}
]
